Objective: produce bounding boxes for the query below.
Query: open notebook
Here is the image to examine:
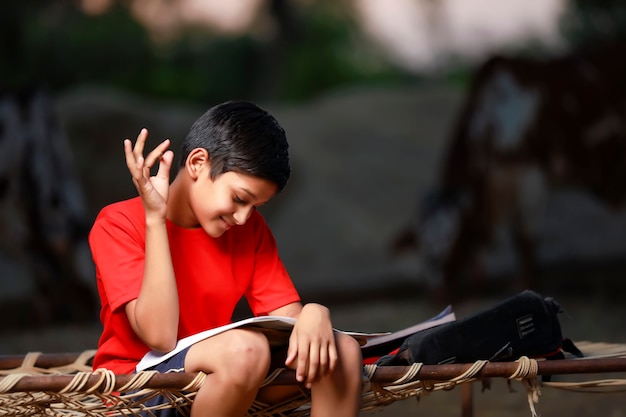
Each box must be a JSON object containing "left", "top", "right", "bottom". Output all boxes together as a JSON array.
[
  {"left": 136, "top": 315, "right": 390, "bottom": 371},
  {"left": 137, "top": 306, "right": 456, "bottom": 371}
]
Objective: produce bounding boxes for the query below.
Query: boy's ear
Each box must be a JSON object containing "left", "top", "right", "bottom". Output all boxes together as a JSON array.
[{"left": 186, "top": 148, "right": 210, "bottom": 180}]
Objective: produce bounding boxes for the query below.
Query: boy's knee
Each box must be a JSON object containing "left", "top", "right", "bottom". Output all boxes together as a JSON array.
[
  {"left": 187, "top": 330, "right": 271, "bottom": 383},
  {"left": 337, "top": 333, "right": 362, "bottom": 364},
  {"left": 229, "top": 329, "right": 271, "bottom": 359},
  {"left": 338, "top": 334, "right": 364, "bottom": 385},
  {"left": 225, "top": 330, "right": 272, "bottom": 380}
]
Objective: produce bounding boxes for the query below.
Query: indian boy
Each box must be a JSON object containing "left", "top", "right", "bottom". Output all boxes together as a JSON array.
[{"left": 88, "top": 100, "right": 363, "bottom": 417}]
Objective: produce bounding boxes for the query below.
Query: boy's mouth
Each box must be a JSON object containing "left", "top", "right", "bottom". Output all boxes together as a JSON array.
[{"left": 220, "top": 216, "right": 234, "bottom": 229}]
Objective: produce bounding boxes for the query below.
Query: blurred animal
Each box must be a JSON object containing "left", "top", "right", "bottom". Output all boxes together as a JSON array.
[
  {"left": 0, "top": 89, "right": 97, "bottom": 326},
  {"left": 392, "top": 43, "right": 626, "bottom": 300}
]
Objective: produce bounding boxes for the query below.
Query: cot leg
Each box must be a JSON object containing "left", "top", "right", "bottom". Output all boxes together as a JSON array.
[{"left": 461, "top": 383, "right": 473, "bottom": 417}]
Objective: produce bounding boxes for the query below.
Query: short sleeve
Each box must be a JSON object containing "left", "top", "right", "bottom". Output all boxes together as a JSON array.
[{"left": 89, "top": 203, "right": 145, "bottom": 312}]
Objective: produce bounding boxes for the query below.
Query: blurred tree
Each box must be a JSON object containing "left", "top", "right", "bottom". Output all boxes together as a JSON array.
[
  {"left": 251, "top": 0, "right": 412, "bottom": 101},
  {"left": 0, "top": 0, "right": 46, "bottom": 93},
  {"left": 560, "top": 0, "right": 626, "bottom": 48},
  {"left": 0, "top": 0, "right": 413, "bottom": 103},
  {"left": 251, "top": 0, "right": 301, "bottom": 100},
  {"left": 0, "top": 1, "right": 155, "bottom": 94}
]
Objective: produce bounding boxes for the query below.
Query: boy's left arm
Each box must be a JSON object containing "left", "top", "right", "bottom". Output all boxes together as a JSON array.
[{"left": 268, "top": 302, "right": 338, "bottom": 388}]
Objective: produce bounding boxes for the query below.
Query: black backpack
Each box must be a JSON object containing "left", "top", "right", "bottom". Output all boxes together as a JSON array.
[{"left": 377, "top": 290, "right": 582, "bottom": 367}]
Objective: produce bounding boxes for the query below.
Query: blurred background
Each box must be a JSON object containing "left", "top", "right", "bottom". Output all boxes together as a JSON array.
[{"left": 1, "top": 0, "right": 625, "bottom": 415}]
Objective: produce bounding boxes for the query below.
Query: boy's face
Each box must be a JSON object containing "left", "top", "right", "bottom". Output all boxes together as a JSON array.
[{"left": 189, "top": 167, "right": 277, "bottom": 238}]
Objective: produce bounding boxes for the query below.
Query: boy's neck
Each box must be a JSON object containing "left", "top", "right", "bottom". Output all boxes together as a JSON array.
[{"left": 166, "top": 174, "right": 197, "bottom": 228}]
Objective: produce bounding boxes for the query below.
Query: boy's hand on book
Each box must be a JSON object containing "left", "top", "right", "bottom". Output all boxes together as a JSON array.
[
  {"left": 285, "top": 303, "right": 338, "bottom": 389},
  {"left": 124, "top": 128, "right": 174, "bottom": 218}
]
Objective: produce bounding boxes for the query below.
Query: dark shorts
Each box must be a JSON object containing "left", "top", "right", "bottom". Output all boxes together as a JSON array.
[{"left": 140, "top": 347, "right": 191, "bottom": 417}]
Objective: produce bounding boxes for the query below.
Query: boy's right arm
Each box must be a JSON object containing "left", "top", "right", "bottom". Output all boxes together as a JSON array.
[{"left": 124, "top": 129, "right": 179, "bottom": 353}]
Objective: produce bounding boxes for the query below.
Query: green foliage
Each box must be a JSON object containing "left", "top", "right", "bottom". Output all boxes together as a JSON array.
[
  {"left": 45, "top": 5, "right": 154, "bottom": 91},
  {"left": 1, "top": 2, "right": 155, "bottom": 93},
  {"left": 1, "top": 0, "right": 415, "bottom": 103},
  {"left": 278, "top": 3, "right": 410, "bottom": 101},
  {"left": 144, "top": 34, "right": 259, "bottom": 103},
  {"left": 559, "top": 0, "right": 626, "bottom": 48}
]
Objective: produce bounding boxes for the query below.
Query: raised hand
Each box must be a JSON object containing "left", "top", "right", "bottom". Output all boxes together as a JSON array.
[{"left": 124, "top": 128, "right": 174, "bottom": 218}]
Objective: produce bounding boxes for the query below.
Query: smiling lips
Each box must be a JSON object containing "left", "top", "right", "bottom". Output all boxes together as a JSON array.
[{"left": 221, "top": 217, "right": 235, "bottom": 229}]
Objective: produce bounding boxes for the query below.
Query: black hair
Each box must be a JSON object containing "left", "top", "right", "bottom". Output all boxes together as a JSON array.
[{"left": 180, "top": 100, "right": 290, "bottom": 192}]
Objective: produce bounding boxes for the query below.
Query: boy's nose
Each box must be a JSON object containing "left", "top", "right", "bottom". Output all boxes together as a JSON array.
[{"left": 233, "top": 207, "right": 253, "bottom": 225}]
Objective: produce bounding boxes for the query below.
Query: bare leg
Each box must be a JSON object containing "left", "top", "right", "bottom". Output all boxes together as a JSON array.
[
  {"left": 184, "top": 329, "right": 271, "bottom": 417},
  {"left": 309, "top": 332, "right": 363, "bottom": 417}
]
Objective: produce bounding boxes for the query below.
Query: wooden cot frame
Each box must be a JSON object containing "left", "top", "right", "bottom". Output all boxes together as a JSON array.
[{"left": 1, "top": 344, "right": 626, "bottom": 417}]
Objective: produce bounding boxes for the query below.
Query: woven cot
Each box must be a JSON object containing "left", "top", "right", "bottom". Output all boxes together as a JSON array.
[{"left": 2, "top": 341, "right": 626, "bottom": 417}]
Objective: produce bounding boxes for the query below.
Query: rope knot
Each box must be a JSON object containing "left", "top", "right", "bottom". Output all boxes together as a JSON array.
[{"left": 509, "top": 356, "right": 541, "bottom": 417}]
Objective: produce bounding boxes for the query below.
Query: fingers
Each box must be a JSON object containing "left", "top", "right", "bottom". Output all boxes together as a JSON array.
[
  {"left": 285, "top": 334, "right": 298, "bottom": 368},
  {"left": 124, "top": 138, "right": 139, "bottom": 176},
  {"left": 326, "top": 338, "right": 338, "bottom": 373},
  {"left": 133, "top": 128, "right": 148, "bottom": 161},
  {"left": 124, "top": 128, "right": 172, "bottom": 182},
  {"left": 306, "top": 343, "right": 320, "bottom": 386},
  {"left": 286, "top": 335, "right": 337, "bottom": 388},
  {"left": 144, "top": 138, "right": 171, "bottom": 171},
  {"left": 305, "top": 340, "right": 336, "bottom": 386},
  {"left": 124, "top": 129, "right": 148, "bottom": 178},
  {"left": 285, "top": 331, "right": 310, "bottom": 384},
  {"left": 156, "top": 150, "right": 174, "bottom": 182},
  {"left": 318, "top": 343, "right": 329, "bottom": 376}
]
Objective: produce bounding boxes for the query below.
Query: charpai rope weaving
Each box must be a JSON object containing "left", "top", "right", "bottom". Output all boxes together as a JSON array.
[{"left": 1, "top": 342, "right": 626, "bottom": 416}]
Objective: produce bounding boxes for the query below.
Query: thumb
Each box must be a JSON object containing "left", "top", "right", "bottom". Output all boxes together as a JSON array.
[
  {"left": 156, "top": 150, "right": 174, "bottom": 180},
  {"left": 285, "top": 337, "right": 298, "bottom": 367}
]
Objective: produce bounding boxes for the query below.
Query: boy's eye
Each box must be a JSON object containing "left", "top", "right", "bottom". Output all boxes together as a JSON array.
[{"left": 234, "top": 194, "right": 258, "bottom": 211}]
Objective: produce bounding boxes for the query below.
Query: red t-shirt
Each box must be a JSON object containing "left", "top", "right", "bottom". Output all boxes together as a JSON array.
[{"left": 89, "top": 197, "right": 300, "bottom": 374}]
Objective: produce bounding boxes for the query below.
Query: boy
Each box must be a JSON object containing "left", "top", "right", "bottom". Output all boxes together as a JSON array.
[{"left": 89, "top": 101, "right": 363, "bottom": 417}]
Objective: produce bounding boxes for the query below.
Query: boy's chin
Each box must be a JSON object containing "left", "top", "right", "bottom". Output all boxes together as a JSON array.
[{"left": 204, "top": 224, "right": 228, "bottom": 238}]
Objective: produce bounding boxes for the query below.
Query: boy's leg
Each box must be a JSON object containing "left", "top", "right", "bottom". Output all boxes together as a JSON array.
[
  {"left": 309, "top": 332, "right": 363, "bottom": 417},
  {"left": 184, "top": 329, "right": 271, "bottom": 417},
  {"left": 140, "top": 347, "right": 191, "bottom": 417}
]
